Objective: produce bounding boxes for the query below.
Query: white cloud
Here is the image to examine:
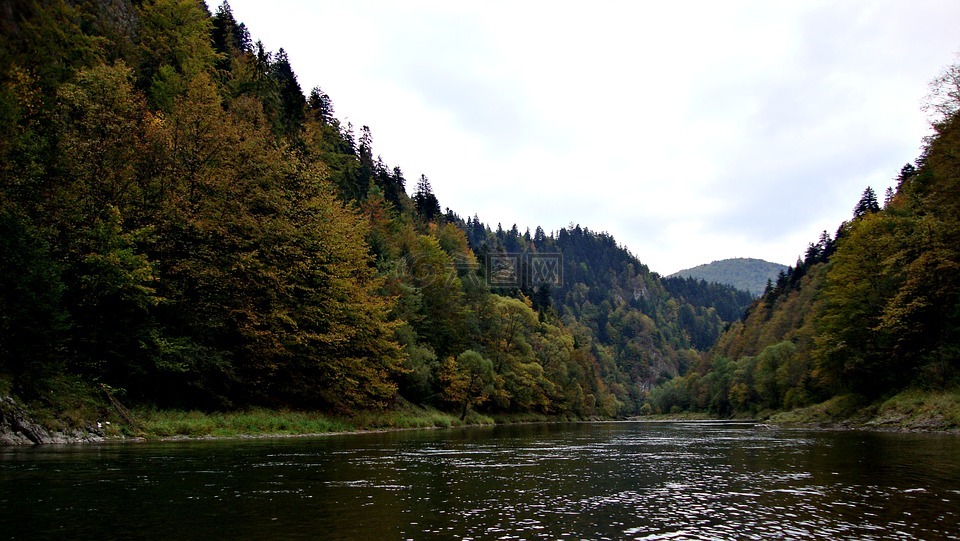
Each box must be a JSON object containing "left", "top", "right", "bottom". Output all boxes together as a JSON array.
[{"left": 216, "top": 0, "right": 960, "bottom": 274}]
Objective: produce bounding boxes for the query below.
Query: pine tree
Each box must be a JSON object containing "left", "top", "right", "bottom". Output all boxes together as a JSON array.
[
  {"left": 897, "top": 163, "right": 916, "bottom": 187},
  {"left": 269, "top": 48, "right": 305, "bottom": 137},
  {"left": 853, "top": 186, "right": 881, "bottom": 218},
  {"left": 307, "top": 86, "right": 336, "bottom": 125},
  {"left": 413, "top": 174, "right": 441, "bottom": 222},
  {"left": 211, "top": 0, "right": 251, "bottom": 66}
]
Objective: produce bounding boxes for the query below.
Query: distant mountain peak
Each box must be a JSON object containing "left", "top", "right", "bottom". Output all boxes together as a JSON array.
[{"left": 668, "top": 258, "right": 789, "bottom": 296}]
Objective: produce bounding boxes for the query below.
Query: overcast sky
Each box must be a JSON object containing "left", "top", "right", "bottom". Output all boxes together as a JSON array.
[{"left": 214, "top": 0, "right": 960, "bottom": 275}]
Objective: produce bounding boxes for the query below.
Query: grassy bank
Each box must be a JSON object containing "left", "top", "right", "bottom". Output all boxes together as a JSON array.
[
  {"left": 127, "top": 403, "right": 504, "bottom": 439},
  {"left": 3, "top": 375, "right": 562, "bottom": 441},
  {"left": 125, "top": 387, "right": 960, "bottom": 437},
  {"left": 9, "top": 374, "right": 960, "bottom": 442},
  {"left": 133, "top": 408, "right": 354, "bottom": 438},
  {"left": 769, "top": 387, "right": 960, "bottom": 431},
  {"left": 628, "top": 412, "right": 718, "bottom": 422},
  {"left": 126, "top": 408, "right": 604, "bottom": 439}
]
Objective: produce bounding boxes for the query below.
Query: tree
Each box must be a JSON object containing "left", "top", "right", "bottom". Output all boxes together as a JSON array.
[
  {"left": 404, "top": 235, "right": 467, "bottom": 360},
  {"left": 137, "top": 0, "right": 218, "bottom": 111},
  {"left": 884, "top": 187, "right": 895, "bottom": 208},
  {"left": 813, "top": 214, "right": 899, "bottom": 395},
  {"left": 853, "top": 186, "right": 880, "bottom": 219},
  {"left": 307, "top": 86, "right": 336, "bottom": 125},
  {"left": 413, "top": 174, "right": 441, "bottom": 222},
  {"left": 269, "top": 48, "right": 306, "bottom": 137},
  {"left": 211, "top": 0, "right": 251, "bottom": 65},
  {"left": 273, "top": 167, "right": 405, "bottom": 411},
  {"left": 55, "top": 63, "right": 147, "bottom": 220},
  {"left": 440, "top": 350, "right": 496, "bottom": 420},
  {"left": 896, "top": 163, "right": 917, "bottom": 188},
  {"left": 65, "top": 206, "right": 161, "bottom": 385},
  {"left": 0, "top": 0, "right": 103, "bottom": 93},
  {"left": 923, "top": 57, "right": 960, "bottom": 125}
]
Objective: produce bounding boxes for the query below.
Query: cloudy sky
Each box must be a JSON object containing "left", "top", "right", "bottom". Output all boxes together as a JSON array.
[{"left": 214, "top": 0, "right": 960, "bottom": 275}]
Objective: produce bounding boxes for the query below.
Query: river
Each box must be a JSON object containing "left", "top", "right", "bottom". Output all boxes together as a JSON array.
[{"left": 1, "top": 421, "right": 958, "bottom": 540}]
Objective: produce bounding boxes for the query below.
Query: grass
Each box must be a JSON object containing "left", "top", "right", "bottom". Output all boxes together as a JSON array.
[
  {"left": 21, "top": 377, "right": 955, "bottom": 441},
  {"left": 131, "top": 408, "right": 615, "bottom": 440},
  {"left": 630, "top": 412, "right": 718, "bottom": 421},
  {"left": 135, "top": 408, "right": 354, "bottom": 438},
  {"left": 769, "top": 388, "right": 960, "bottom": 431},
  {"left": 2, "top": 376, "right": 581, "bottom": 442},
  {"left": 768, "top": 394, "right": 870, "bottom": 426},
  {"left": 133, "top": 402, "right": 504, "bottom": 439},
  {"left": 341, "top": 404, "right": 492, "bottom": 431},
  {"left": 868, "top": 388, "right": 960, "bottom": 430}
]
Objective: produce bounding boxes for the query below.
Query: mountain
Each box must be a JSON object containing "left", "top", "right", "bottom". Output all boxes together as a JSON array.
[{"left": 669, "top": 258, "right": 788, "bottom": 296}]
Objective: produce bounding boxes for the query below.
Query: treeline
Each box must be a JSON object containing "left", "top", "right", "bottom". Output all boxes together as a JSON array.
[
  {"left": 0, "top": 0, "right": 752, "bottom": 417},
  {"left": 648, "top": 69, "right": 960, "bottom": 414}
]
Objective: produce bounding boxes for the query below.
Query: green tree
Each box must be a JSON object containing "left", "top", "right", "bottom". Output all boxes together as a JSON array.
[
  {"left": 404, "top": 235, "right": 467, "bottom": 360},
  {"left": 813, "top": 213, "right": 899, "bottom": 395},
  {"left": 137, "top": 0, "right": 218, "bottom": 111},
  {"left": 55, "top": 63, "right": 146, "bottom": 220},
  {"left": 440, "top": 350, "right": 496, "bottom": 420},
  {"left": 853, "top": 186, "right": 881, "bottom": 219},
  {"left": 414, "top": 174, "right": 441, "bottom": 223},
  {"left": 269, "top": 48, "right": 305, "bottom": 138},
  {"left": 211, "top": 0, "right": 251, "bottom": 66},
  {"left": 65, "top": 206, "right": 160, "bottom": 384}
]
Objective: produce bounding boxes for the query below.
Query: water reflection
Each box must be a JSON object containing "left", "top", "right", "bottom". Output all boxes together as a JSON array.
[{"left": 2, "top": 422, "right": 959, "bottom": 540}]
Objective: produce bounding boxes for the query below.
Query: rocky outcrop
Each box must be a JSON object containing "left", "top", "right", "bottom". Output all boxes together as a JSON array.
[{"left": 0, "top": 396, "right": 106, "bottom": 445}]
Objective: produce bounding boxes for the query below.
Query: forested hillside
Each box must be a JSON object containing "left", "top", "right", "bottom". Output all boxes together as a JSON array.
[
  {"left": 0, "top": 0, "right": 751, "bottom": 420},
  {"left": 669, "top": 258, "right": 789, "bottom": 297},
  {"left": 649, "top": 74, "right": 960, "bottom": 416}
]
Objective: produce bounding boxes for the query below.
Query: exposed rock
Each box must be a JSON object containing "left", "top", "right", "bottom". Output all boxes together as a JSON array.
[{"left": 0, "top": 395, "right": 105, "bottom": 445}]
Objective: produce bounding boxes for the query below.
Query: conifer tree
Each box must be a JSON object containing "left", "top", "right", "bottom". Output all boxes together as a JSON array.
[
  {"left": 269, "top": 48, "right": 306, "bottom": 137},
  {"left": 307, "top": 86, "right": 336, "bottom": 125},
  {"left": 853, "top": 186, "right": 881, "bottom": 218},
  {"left": 413, "top": 174, "right": 441, "bottom": 222},
  {"left": 211, "top": 1, "right": 251, "bottom": 61}
]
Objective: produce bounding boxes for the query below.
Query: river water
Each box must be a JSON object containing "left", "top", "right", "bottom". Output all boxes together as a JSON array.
[{"left": 1, "top": 422, "right": 959, "bottom": 540}]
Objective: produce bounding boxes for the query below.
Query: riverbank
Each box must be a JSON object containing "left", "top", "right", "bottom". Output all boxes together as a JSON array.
[
  {"left": 0, "top": 383, "right": 582, "bottom": 445},
  {"left": 767, "top": 388, "right": 960, "bottom": 432},
  {"left": 6, "top": 381, "right": 960, "bottom": 445},
  {"left": 0, "top": 395, "right": 108, "bottom": 445}
]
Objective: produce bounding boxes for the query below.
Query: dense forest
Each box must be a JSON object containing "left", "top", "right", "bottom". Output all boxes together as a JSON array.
[
  {"left": 669, "top": 258, "right": 789, "bottom": 297},
  {"left": 0, "top": 0, "right": 755, "bottom": 419},
  {"left": 649, "top": 95, "right": 960, "bottom": 415}
]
